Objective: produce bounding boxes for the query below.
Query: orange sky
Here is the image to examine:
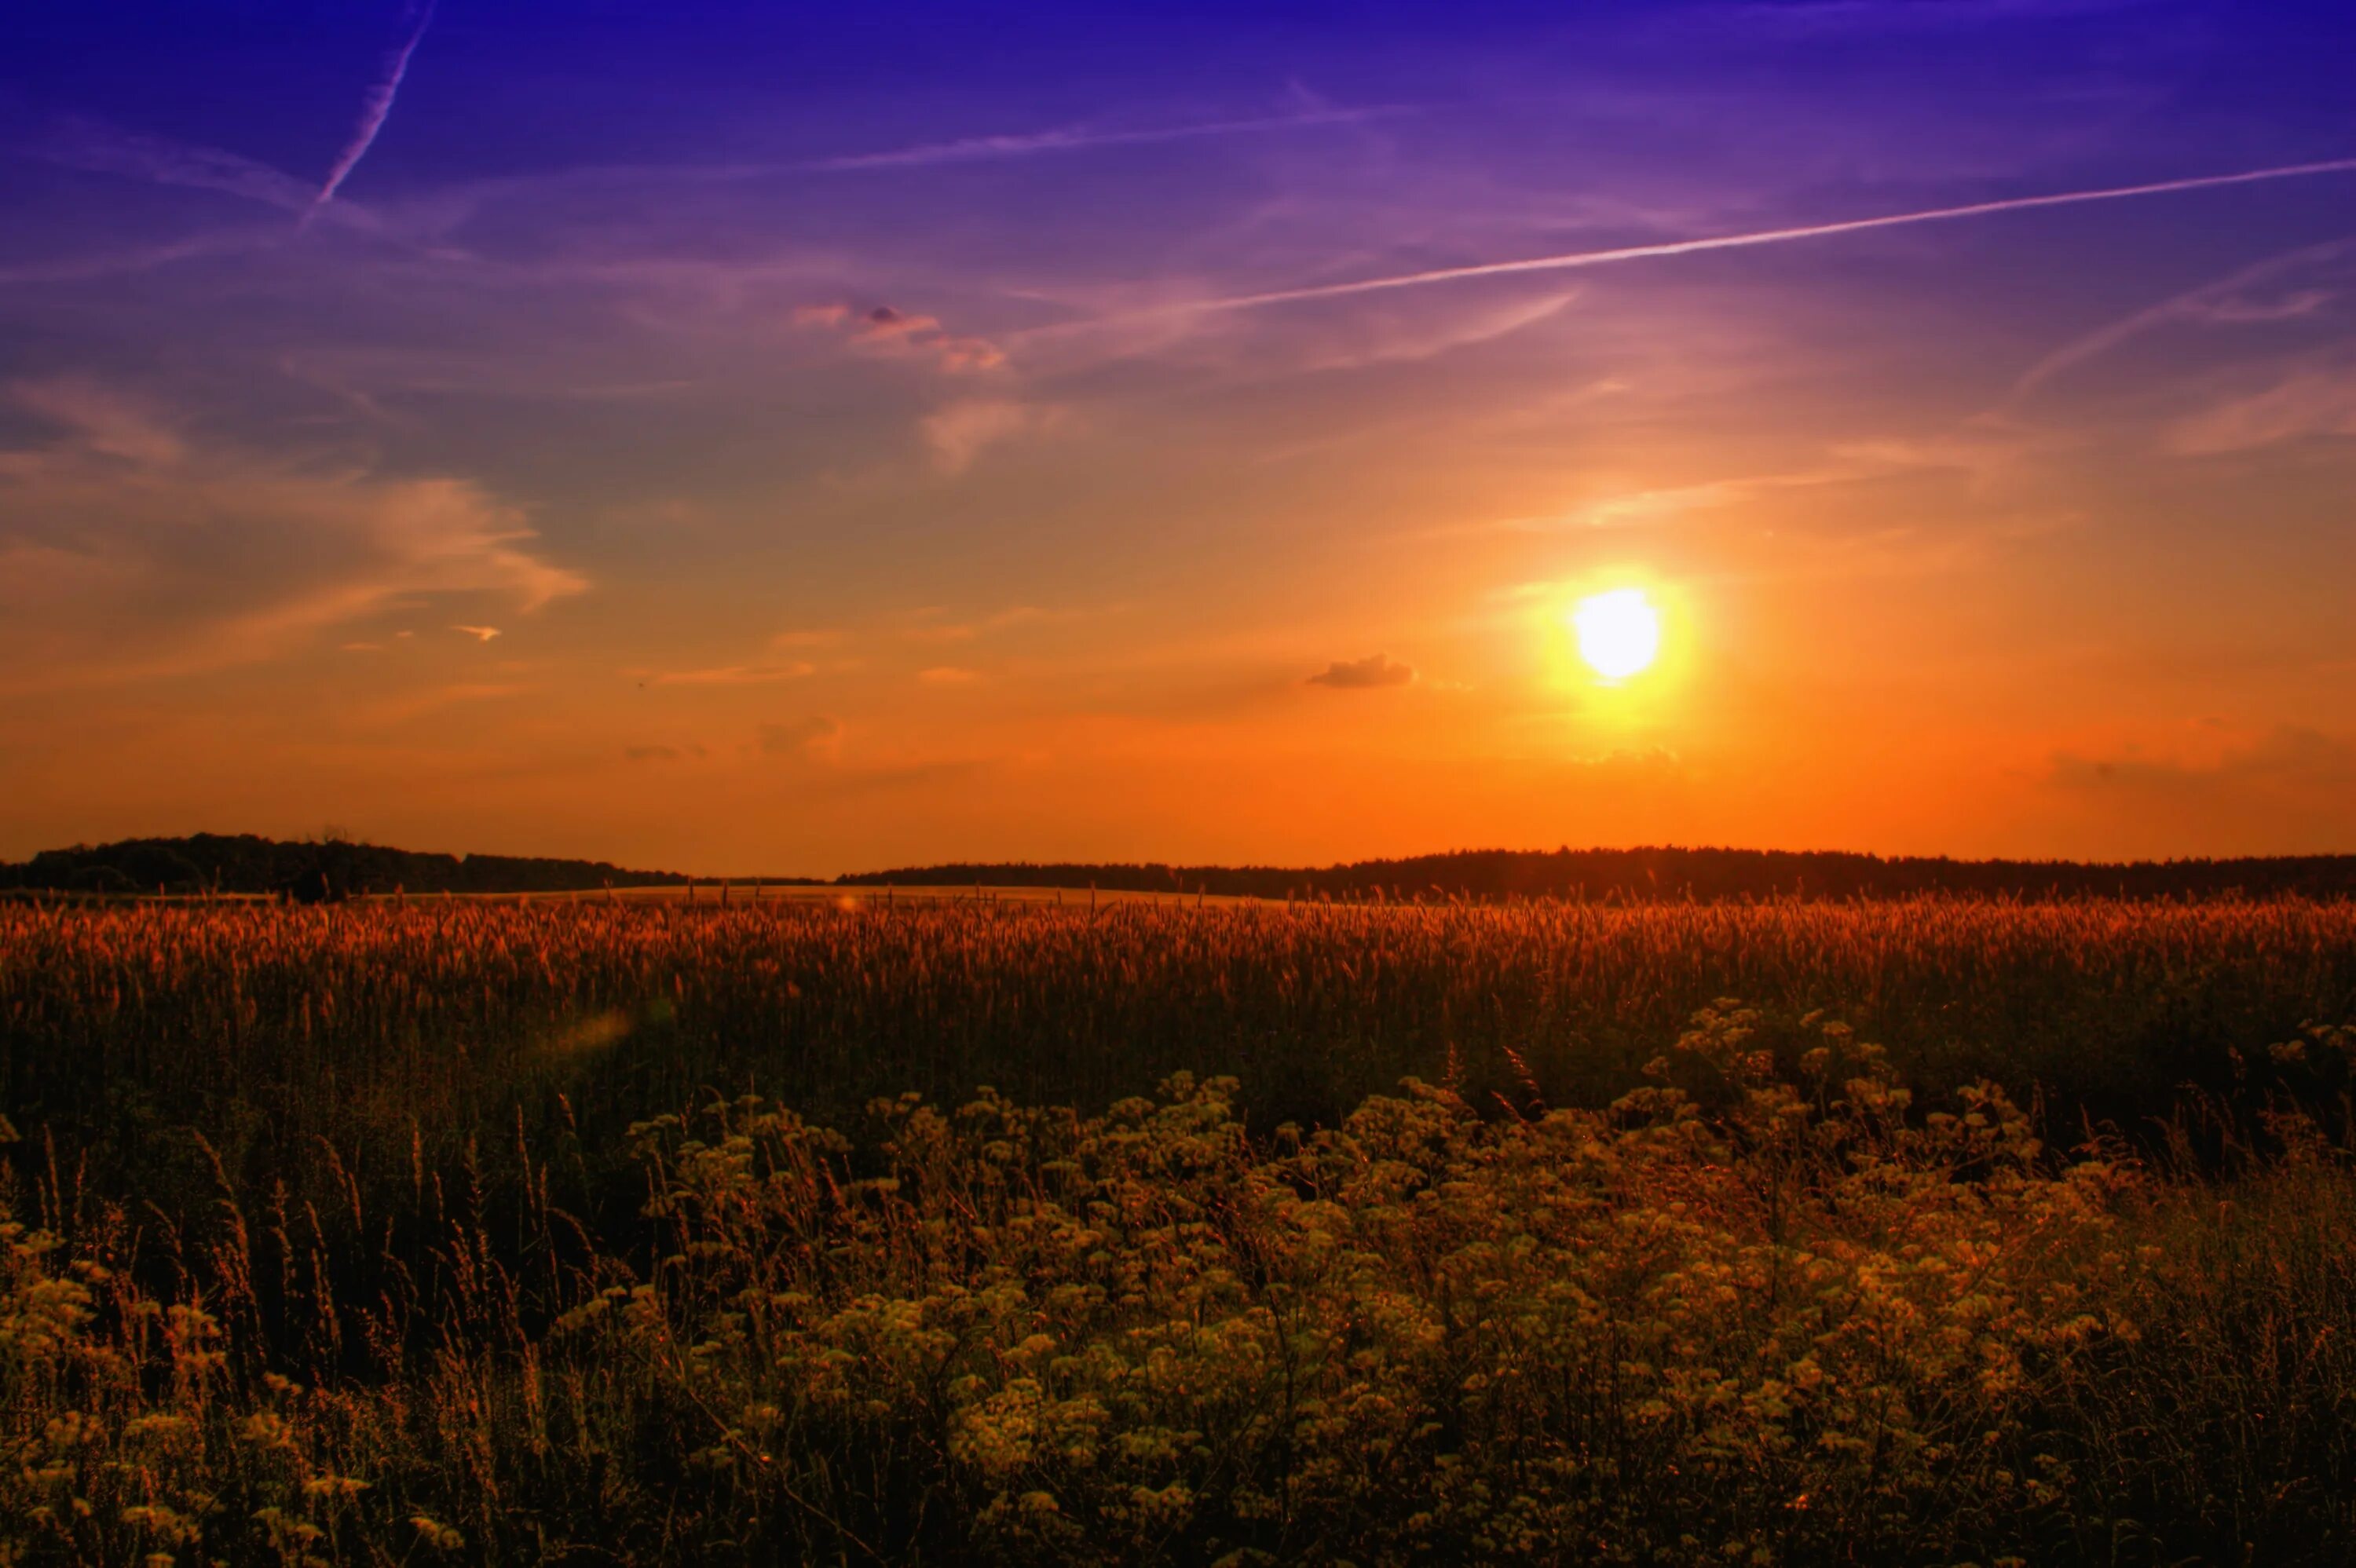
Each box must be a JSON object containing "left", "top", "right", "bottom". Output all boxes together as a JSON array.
[{"left": 3, "top": 5, "right": 2353, "bottom": 873}]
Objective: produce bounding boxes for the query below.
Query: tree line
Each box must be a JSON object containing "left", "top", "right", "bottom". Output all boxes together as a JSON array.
[
  {"left": 0, "top": 833, "right": 693, "bottom": 899},
  {"left": 13, "top": 835, "right": 2356, "bottom": 902},
  {"left": 837, "top": 846, "right": 2356, "bottom": 901}
]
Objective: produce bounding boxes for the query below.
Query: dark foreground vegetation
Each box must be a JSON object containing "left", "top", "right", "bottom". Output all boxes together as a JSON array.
[
  {"left": 15, "top": 834, "right": 2356, "bottom": 905},
  {"left": 0, "top": 834, "right": 696, "bottom": 900},
  {"left": 845, "top": 845, "right": 2356, "bottom": 901},
  {"left": 5, "top": 897, "right": 2356, "bottom": 1563}
]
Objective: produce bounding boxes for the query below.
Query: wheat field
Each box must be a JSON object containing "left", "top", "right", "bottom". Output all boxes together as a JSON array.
[{"left": 4, "top": 897, "right": 2355, "bottom": 1563}]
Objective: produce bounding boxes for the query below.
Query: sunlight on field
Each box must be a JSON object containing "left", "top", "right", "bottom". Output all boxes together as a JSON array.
[{"left": 519, "top": 883, "right": 1271, "bottom": 908}]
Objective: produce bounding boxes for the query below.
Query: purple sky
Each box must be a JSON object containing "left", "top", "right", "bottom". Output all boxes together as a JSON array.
[{"left": 2, "top": 2, "right": 2353, "bottom": 872}]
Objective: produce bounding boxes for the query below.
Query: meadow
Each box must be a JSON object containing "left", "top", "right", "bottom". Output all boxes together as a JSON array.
[{"left": 4, "top": 896, "right": 2356, "bottom": 1563}]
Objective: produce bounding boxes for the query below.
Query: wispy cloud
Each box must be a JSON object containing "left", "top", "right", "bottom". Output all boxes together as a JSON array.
[
  {"left": 1176, "top": 158, "right": 2356, "bottom": 313},
  {"left": 2047, "top": 728, "right": 2356, "bottom": 846},
  {"left": 758, "top": 715, "right": 844, "bottom": 760},
  {"left": 1709, "top": 0, "right": 2157, "bottom": 35},
  {"left": 1307, "top": 653, "right": 1416, "bottom": 689},
  {"left": 2011, "top": 239, "right": 2353, "bottom": 397},
  {"left": 451, "top": 623, "right": 501, "bottom": 641},
  {"left": 34, "top": 116, "right": 317, "bottom": 214},
  {"left": 802, "top": 105, "right": 1408, "bottom": 173},
  {"left": 1472, "top": 428, "right": 2040, "bottom": 539},
  {"left": 308, "top": 0, "right": 439, "bottom": 222},
  {"left": 0, "top": 230, "right": 286, "bottom": 288},
  {"left": 357, "top": 680, "right": 532, "bottom": 726},
  {"left": 920, "top": 399, "right": 1064, "bottom": 472},
  {"left": 0, "top": 378, "right": 580, "bottom": 689},
  {"left": 2167, "top": 359, "right": 2356, "bottom": 454},
  {"left": 794, "top": 303, "right": 1005, "bottom": 373},
  {"left": 643, "top": 663, "right": 816, "bottom": 687},
  {"left": 902, "top": 605, "right": 1054, "bottom": 643}
]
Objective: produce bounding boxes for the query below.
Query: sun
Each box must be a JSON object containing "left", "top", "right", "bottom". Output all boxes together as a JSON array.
[{"left": 1571, "top": 587, "right": 1662, "bottom": 681}]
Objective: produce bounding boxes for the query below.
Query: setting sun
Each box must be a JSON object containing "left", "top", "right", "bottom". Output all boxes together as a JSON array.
[
  {"left": 5, "top": 8, "right": 2355, "bottom": 1561},
  {"left": 1571, "top": 588, "right": 1663, "bottom": 682}
]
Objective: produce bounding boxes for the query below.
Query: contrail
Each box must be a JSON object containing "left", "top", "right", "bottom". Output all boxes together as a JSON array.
[
  {"left": 2010, "top": 237, "right": 2353, "bottom": 396},
  {"left": 806, "top": 105, "right": 1407, "bottom": 172},
  {"left": 305, "top": 0, "right": 438, "bottom": 224},
  {"left": 1187, "top": 156, "right": 2356, "bottom": 313}
]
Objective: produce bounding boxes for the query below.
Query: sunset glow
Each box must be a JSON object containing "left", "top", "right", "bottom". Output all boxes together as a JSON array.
[
  {"left": 0, "top": 3, "right": 2351, "bottom": 872},
  {"left": 1572, "top": 590, "right": 1664, "bottom": 682},
  {"left": 7, "top": 13, "right": 2355, "bottom": 1560}
]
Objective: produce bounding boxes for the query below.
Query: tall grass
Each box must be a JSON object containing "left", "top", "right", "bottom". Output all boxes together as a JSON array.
[
  {"left": 3, "top": 900, "right": 2355, "bottom": 1562},
  {"left": 6, "top": 897, "right": 2353, "bottom": 1168}
]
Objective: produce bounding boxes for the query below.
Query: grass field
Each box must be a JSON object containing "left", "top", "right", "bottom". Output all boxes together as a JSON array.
[{"left": 5, "top": 897, "right": 2356, "bottom": 1563}]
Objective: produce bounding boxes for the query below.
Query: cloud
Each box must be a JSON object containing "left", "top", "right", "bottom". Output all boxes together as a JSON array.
[
  {"left": 625, "top": 742, "right": 708, "bottom": 762},
  {"left": 919, "top": 399, "right": 1062, "bottom": 471},
  {"left": 795, "top": 302, "right": 1004, "bottom": 374},
  {"left": 799, "top": 105, "right": 1408, "bottom": 173},
  {"left": 452, "top": 624, "right": 501, "bottom": 641},
  {"left": 902, "top": 605, "right": 1079, "bottom": 642},
  {"left": 1171, "top": 157, "right": 2356, "bottom": 316},
  {"left": 0, "top": 379, "right": 583, "bottom": 688},
  {"left": 0, "top": 230, "right": 286, "bottom": 288},
  {"left": 1275, "top": 291, "right": 1579, "bottom": 374},
  {"left": 2200, "top": 290, "right": 2336, "bottom": 325},
  {"left": 8, "top": 379, "right": 188, "bottom": 466},
  {"left": 2167, "top": 360, "right": 2356, "bottom": 454},
  {"left": 354, "top": 680, "right": 531, "bottom": 726},
  {"left": 1307, "top": 653, "right": 1417, "bottom": 689},
  {"left": 758, "top": 715, "right": 845, "bottom": 760},
  {"left": 916, "top": 666, "right": 982, "bottom": 685},
  {"left": 645, "top": 662, "right": 816, "bottom": 686},
  {"left": 2056, "top": 727, "right": 2354, "bottom": 791},
  {"left": 1520, "top": 475, "right": 1778, "bottom": 532},
  {"left": 2011, "top": 240, "right": 2353, "bottom": 397},
  {"left": 32, "top": 115, "right": 318, "bottom": 215},
  {"left": 1708, "top": 0, "right": 2155, "bottom": 34},
  {"left": 2047, "top": 728, "right": 2356, "bottom": 830},
  {"left": 1469, "top": 427, "right": 2051, "bottom": 542},
  {"left": 801, "top": 757, "right": 991, "bottom": 799}
]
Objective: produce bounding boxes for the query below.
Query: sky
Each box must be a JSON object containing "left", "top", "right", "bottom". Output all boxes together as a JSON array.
[{"left": 2, "top": 0, "right": 2352, "bottom": 875}]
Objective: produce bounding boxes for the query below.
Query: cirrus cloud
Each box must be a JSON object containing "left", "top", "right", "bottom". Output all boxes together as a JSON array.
[
  {"left": 1307, "top": 653, "right": 1417, "bottom": 689},
  {"left": 758, "top": 715, "right": 846, "bottom": 760},
  {"left": 639, "top": 662, "right": 816, "bottom": 686},
  {"left": 0, "top": 379, "right": 584, "bottom": 690},
  {"left": 794, "top": 302, "right": 1005, "bottom": 374}
]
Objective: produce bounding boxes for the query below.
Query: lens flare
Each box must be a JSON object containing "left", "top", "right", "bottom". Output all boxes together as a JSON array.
[{"left": 1571, "top": 588, "right": 1662, "bottom": 681}]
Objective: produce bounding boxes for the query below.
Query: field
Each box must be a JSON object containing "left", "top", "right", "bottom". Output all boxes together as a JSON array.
[{"left": 5, "top": 897, "right": 2356, "bottom": 1563}]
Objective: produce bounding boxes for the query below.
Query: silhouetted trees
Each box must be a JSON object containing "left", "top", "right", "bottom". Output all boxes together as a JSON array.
[
  {"left": 0, "top": 834, "right": 691, "bottom": 897},
  {"left": 837, "top": 846, "right": 2356, "bottom": 902},
  {"left": 12, "top": 836, "right": 2356, "bottom": 904}
]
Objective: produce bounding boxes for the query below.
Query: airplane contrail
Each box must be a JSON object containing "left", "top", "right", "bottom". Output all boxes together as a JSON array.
[
  {"left": 1188, "top": 156, "right": 2356, "bottom": 313},
  {"left": 306, "top": 0, "right": 439, "bottom": 225},
  {"left": 806, "top": 105, "right": 1409, "bottom": 173}
]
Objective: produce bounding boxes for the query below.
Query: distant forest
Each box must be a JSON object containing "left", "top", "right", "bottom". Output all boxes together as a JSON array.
[
  {"left": 840, "top": 847, "right": 2356, "bottom": 902},
  {"left": 0, "top": 834, "right": 696, "bottom": 898},
  {"left": 9, "top": 836, "right": 2356, "bottom": 902}
]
